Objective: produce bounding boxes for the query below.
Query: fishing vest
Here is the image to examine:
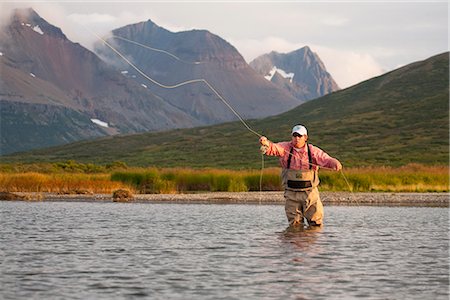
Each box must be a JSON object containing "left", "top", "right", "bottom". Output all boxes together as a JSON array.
[{"left": 281, "top": 144, "right": 320, "bottom": 192}]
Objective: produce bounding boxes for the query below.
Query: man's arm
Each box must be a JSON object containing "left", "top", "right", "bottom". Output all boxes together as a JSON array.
[
  {"left": 259, "top": 136, "right": 286, "bottom": 157},
  {"left": 310, "top": 145, "right": 342, "bottom": 171}
]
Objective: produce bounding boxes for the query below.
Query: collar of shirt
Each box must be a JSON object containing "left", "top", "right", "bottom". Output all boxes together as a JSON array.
[{"left": 291, "top": 143, "right": 307, "bottom": 152}]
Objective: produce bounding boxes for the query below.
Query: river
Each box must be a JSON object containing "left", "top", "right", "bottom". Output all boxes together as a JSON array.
[{"left": 1, "top": 201, "right": 448, "bottom": 299}]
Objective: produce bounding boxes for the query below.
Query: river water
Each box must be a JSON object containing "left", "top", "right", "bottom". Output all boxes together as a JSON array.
[{"left": 0, "top": 201, "right": 448, "bottom": 300}]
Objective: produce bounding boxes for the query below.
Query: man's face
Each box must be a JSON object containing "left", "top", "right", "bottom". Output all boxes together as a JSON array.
[{"left": 292, "top": 132, "right": 307, "bottom": 148}]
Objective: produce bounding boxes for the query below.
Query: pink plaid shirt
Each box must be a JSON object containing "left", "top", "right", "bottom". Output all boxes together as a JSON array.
[{"left": 265, "top": 141, "right": 341, "bottom": 171}]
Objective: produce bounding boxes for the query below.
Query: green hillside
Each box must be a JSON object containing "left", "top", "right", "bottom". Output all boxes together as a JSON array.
[{"left": 2, "top": 52, "right": 448, "bottom": 169}]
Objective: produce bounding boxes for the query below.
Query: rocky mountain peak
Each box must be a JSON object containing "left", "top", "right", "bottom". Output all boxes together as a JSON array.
[
  {"left": 293, "top": 46, "right": 327, "bottom": 70},
  {"left": 109, "top": 20, "right": 246, "bottom": 67},
  {"left": 249, "top": 47, "right": 340, "bottom": 101},
  {"left": 142, "top": 19, "right": 168, "bottom": 32},
  {"left": 9, "top": 7, "right": 68, "bottom": 40},
  {"left": 116, "top": 18, "right": 172, "bottom": 39}
]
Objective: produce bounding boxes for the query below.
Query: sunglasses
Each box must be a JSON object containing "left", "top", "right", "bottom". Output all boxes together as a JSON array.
[{"left": 292, "top": 132, "right": 304, "bottom": 138}]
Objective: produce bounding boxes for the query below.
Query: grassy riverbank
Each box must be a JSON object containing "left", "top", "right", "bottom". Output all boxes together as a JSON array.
[{"left": 0, "top": 162, "right": 448, "bottom": 194}]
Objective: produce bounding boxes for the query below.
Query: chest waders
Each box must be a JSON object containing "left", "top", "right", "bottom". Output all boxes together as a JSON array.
[
  {"left": 281, "top": 144, "right": 320, "bottom": 191},
  {"left": 282, "top": 144, "right": 324, "bottom": 226}
]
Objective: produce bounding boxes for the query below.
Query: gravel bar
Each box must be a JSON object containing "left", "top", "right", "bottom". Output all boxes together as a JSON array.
[{"left": 8, "top": 191, "right": 449, "bottom": 207}]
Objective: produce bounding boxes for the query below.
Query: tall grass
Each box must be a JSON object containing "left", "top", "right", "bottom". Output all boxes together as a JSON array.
[
  {"left": 111, "top": 165, "right": 449, "bottom": 193},
  {"left": 320, "top": 164, "right": 449, "bottom": 192},
  {"left": 1, "top": 163, "right": 448, "bottom": 194},
  {"left": 0, "top": 172, "right": 129, "bottom": 194},
  {"left": 110, "top": 168, "right": 281, "bottom": 193}
]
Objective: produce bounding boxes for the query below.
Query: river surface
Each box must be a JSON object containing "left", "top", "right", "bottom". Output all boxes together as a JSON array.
[{"left": 0, "top": 201, "right": 448, "bottom": 300}]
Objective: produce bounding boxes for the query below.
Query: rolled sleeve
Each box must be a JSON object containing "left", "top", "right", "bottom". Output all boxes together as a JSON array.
[
  {"left": 310, "top": 145, "right": 341, "bottom": 170},
  {"left": 265, "top": 142, "right": 289, "bottom": 157}
]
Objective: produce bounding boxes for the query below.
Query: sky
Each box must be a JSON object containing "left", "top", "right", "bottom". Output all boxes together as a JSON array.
[{"left": 1, "top": 0, "right": 448, "bottom": 88}]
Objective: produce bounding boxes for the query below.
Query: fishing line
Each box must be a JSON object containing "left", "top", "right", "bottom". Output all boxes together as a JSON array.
[
  {"left": 315, "top": 163, "right": 353, "bottom": 193},
  {"left": 300, "top": 156, "right": 354, "bottom": 193},
  {"left": 109, "top": 35, "right": 204, "bottom": 65},
  {"left": 84, "top": 25, "right": 262, "bottom": 139},
  {"left": 107, "top": 32, "right": 353, "bottom": 194},
  {"left": 307, "top": 161, "right": 353, "bottom": 193},
  {"left": 84, "top": 25, "right": 352, "bottom": 195},
  {"left": 259, "top": 152, "right": 264, "bottom": 203},
  {"left": 339, "top": 169, "right": 353, "bottom": 193}
]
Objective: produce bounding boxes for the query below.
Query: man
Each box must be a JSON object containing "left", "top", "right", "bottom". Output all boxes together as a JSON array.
[{"left": 259, "top": 124, "right": 342, "bottom": 226}]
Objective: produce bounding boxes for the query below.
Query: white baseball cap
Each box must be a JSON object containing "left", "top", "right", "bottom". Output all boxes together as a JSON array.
[{"left": 292, "top": 124, "right": 308, "bottom": 136}]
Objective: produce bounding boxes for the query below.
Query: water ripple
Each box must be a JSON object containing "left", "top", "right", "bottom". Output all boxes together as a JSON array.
[{"left": 0, "top": 202, "right": 448, "bottom": 299}]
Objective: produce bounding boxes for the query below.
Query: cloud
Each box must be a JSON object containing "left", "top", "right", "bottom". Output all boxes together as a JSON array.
[
  {"left": 0, "top": 2, "right": 97, "bottom": 49},
  {"left": 65, "top": 10, "right": 181, "bottom": 50},
  {"left": 313, "top": 47, "right": 384, "bottom": 88},
  {"left": 1, "top": 2, "right": 429, "bottom": 90},
  {"left": 66, "top": 13, "right": 118, "bottom": 50},
  {"left": 320, "top": 16, "right": 349, "bottom": 27},
  {"left": 0, "top": 4, "right": 147, "bottom": 52},
  {"left": 0, "top": 5, "right": 13, "bottom": 28},
  {"left": 0, "top": 3, "right": 185, "bottom": 52},
  {"left": 68, "top": 13, "right": 116, "bottom": 24},
  {"left": 230, "top": 37, "right": 306, "bottom": 62}
]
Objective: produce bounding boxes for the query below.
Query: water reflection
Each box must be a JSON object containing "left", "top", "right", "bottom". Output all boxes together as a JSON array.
[
  {"left": 279, "top": 224, "right": 324, "bottom": 266},
  {"left": 281, "top": 224, "right": 322, "bottom": 246}
]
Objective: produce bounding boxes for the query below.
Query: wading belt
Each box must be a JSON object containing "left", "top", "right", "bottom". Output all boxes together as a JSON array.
[{"left": 284, "top": 144, "right": 315, "bottom": 191}]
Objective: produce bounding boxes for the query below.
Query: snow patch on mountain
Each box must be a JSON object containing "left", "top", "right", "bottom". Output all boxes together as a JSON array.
[
  {"left": 91, "top": 119, "right": 109, "bottom": 128},
  {"left": 264, "top": 66, "right": 295, "bottom": 83},
  {"left": 32, "top": 25, "right": 44, "bottom": 35},
  {"left": 21, "top": 22, "right": 44, "bottom": 35}
]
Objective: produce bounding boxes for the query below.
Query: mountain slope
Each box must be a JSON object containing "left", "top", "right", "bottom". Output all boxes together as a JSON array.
[
  {"left": 95, "top": 20, "right": 301, "bottom": 123},
  {"left": 0, "top": 8, "right": 199, "bottom": 155},
  {"left": 2, "top": 52, "right": 448, "bottom": 168},
  {"left": 249, "top": 47, "right": 340, "bottom": 101}
]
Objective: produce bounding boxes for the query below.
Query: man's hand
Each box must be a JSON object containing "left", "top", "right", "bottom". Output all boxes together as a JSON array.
[
  {"left": 259, "top": 136, "right": 270, "bottom": 147},
  {"left": 259, "top": 136, "right": 270, "bottom": 154},
  {"left": 335, "top": 161, "right": 343, "bottom": 171}
]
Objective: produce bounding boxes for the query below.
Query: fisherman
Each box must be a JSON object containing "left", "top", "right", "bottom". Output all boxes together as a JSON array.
[{"left": 259, "top": 124, "right": 342, "bottom": 226}]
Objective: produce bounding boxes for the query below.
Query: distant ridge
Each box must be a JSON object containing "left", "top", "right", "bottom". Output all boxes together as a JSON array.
[{"left": 3, "top": 52, "right": 448, "bottom": 168}]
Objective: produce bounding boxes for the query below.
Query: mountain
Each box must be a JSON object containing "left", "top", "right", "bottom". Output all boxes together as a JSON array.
[
  {"left": 0, "top": 8, "right": 199, "bottom": 155},
  {"left": 94, "top": 19, "right": 301, "bottom": 124},
  {"left": 249, "top": 47, "right": 340, "bottom": 101},
  {"left": 3, "top": 52, "right": 448, "bottom": 168}
]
